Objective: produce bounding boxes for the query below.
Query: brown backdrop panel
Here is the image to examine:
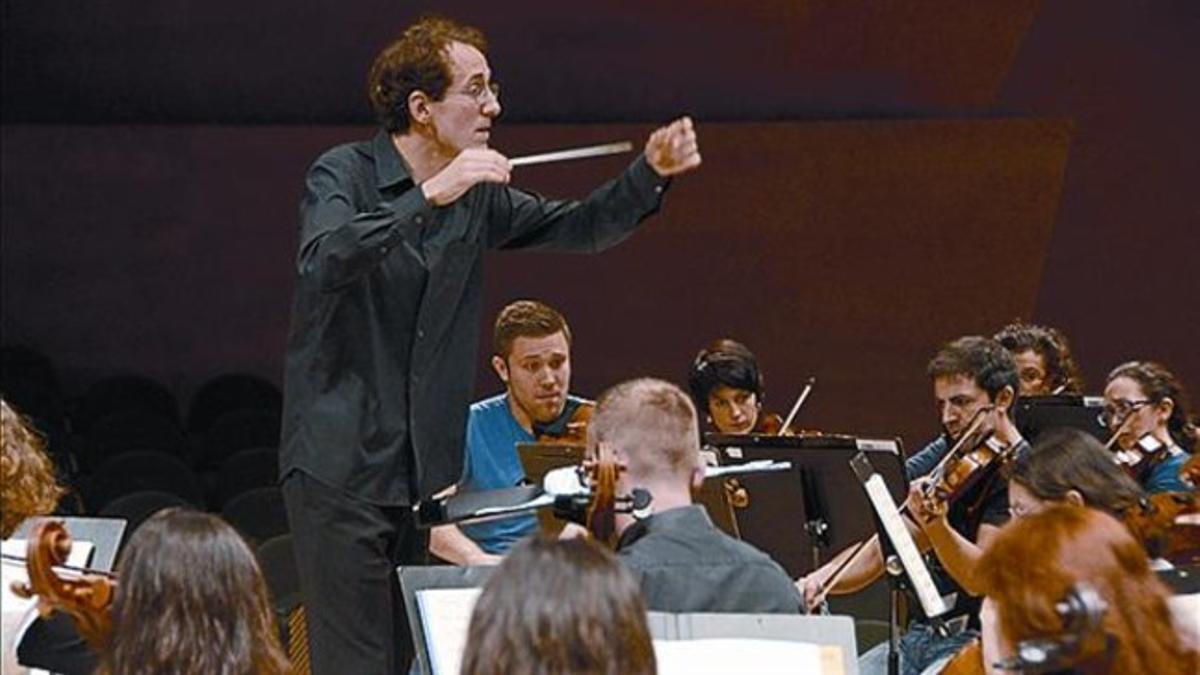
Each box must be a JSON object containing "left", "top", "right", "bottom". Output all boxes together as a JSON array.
[
  {"left": 485, "top": 119, "right": 1070, "bottom": 449},
  {"left": 1, "top": 119, "right": 1066, "bottom": 447}
]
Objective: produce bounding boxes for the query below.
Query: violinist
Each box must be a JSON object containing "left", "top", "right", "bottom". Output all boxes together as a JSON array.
[
  {"left": 593, "top": 377, "right": 802, "bottom": 613},
  {"left": 1000, "top": 428, "right": 1200, "bottom": 651},
  {"left": 429, "top": 300, "right": 590, "bottom": 565},
  {"left": 1102, "top": 361, "right": 1196, "bottom": 494},
  {"left": 99, "top": 508, "right": 290, "bottom": 675},
  {"left": 687, "top": 338, "right": 769, "bottom": 434},
  {"left": 976, "top": 505, "right": 1197, "bottom": 674},
  {"left": 1005, "top": 428, "right": 1145, "bottom": 524},
  {"left": 2, "top": 398, "right": 66, "bottom": 674},
  {"left": 799, "top": 336, "right": 1028, "bottom": 675},
  {"left": 993, "top": 321, "right": 1086, "bottom": 396},
  {"left": 461, "top": 536, "right": 655, "bottom": 675}
]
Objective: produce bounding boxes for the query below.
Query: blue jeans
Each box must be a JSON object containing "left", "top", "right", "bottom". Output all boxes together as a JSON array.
[{"left": 857, "top": 622, "right": 978, "bottom": 675}]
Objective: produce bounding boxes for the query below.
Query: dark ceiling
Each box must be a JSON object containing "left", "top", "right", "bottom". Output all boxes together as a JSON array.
[{"left": 2, "top": 0, "right": 1060, "bottom": 124}]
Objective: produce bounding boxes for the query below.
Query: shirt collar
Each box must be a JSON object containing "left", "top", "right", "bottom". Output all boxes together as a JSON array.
[
  {"left": 616, "top": 504, "right": 710, "bottom": 550},
  {"left": 373, "top": 130, "right": 414, "bottom": 189}
]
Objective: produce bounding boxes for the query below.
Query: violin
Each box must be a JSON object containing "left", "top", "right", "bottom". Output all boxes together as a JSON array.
[
  {"left": 938, "top": 639, "right": 984, "bottom": 675},
  {"left": 754, "top": 412, "right": 824, "bottom": 437},
  {"left": 1122, "top": 450, "right": 1200, "bottom": 565},
  {"left": 806, "top": 408, "right": 1005, "bottom": 610},
  {"left": 534, "top": 399, "right": 594, "bottom": 445},
  {"left": 1111, "top": 433, "right": 1167, "bottom": 480},
  {"left": 10, "top": 520, "right": 116, "bottom": 650}
]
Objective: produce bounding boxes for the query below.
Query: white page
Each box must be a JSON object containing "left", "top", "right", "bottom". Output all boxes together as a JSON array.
[
  {"left": 416, "top": 588, "right": 481, "bottom": 675},
  {"left": 654, "top": 638, "right": 837, "bottom": 675}
]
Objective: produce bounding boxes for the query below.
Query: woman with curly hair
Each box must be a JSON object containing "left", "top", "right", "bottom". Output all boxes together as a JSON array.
[
  {"left": 977, "top": 505, "right": 1197, "bottom": 674},
  {"left": 1, "top": 398, "right": 64, "bottom": 539},
  {"left": 993, "top": 321, "right": 1085, "bottom": 396},
  {"left": 99, "top": 508, "right": 290, "bottom": 675}
]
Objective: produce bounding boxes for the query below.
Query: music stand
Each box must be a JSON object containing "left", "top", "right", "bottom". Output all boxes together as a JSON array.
[
  {"left": 703, "top": 433, "right": 908, "bottom": 579},
  {"left": 1015, "top": 394, "right": 1107, "bottom": 444},
  {"left": 397, "top": 565, "right": 494, "bottom": 675},
  {"left": 516, "top": 441, "right": 741, "bottom": 537}
]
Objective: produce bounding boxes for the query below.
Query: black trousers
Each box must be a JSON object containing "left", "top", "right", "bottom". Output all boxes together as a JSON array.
[{"left": 282, "top": 470, "right": 428, "bottom": 675}]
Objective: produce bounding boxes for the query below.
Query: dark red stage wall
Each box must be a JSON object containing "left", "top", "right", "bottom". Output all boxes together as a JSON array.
[{"left": 1, "top": 118, "right": 1192, "bottom": 451}]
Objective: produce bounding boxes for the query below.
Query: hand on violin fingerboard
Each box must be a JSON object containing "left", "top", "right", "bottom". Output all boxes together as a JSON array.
[{"left": 907, "top": 478, "right": 947, "bottom": 525}]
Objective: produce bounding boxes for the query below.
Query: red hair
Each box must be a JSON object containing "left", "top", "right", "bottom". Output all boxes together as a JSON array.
[{"left": 978, "top": 505, "right": 1196, "bottom": 673}]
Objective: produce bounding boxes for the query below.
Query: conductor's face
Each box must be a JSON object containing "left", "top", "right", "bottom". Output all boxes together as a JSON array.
[{"left": 428, "top": 41, "right": 502, "bottom": 154}]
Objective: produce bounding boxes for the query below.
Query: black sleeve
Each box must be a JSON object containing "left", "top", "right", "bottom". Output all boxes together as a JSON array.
[{"left": 16, "top": 613, "right": 99, "bottom": 675}]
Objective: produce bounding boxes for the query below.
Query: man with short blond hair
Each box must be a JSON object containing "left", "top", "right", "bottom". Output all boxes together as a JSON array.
[{"left": 591, "top": 378, "right": 801, "bottom": 614}]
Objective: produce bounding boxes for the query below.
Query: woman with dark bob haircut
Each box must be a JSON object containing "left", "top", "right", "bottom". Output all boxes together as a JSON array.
[
  {"left": 461, "top": 536, "right": 655, "bottom": 675},
  {"left": 99, "top": 508, "right": 290, "bottom": 675},
  {"left": 686, "top": 338, "right": 767, "bottom": 435},
  {"left": 977, "top": 505, "right": 1196, "bottom": 674}
]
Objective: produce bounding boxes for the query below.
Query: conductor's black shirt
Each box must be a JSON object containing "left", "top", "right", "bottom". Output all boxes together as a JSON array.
[{"left": 281, "top": 131, "right": 668, "bottom": 504}]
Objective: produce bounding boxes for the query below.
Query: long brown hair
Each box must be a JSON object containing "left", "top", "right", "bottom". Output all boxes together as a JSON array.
[
  {"left": 101, "top": 509, "right": 290, "bottom": 675},
  {"left": 1, "top": 398, "right": 64, "bottom": 538},
  {"left": 978, "top": 505, "right": 1196, "bottom": 674},
  {"left": 1010, "top": 428, "right": 1145, "bottom": 518},
  {"left": 461, "top": 536, "right": 655, "bottom": 675}
]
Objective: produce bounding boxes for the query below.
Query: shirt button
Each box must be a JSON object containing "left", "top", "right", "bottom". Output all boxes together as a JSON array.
[
  {"left": 417, "top": 329, "right": 425, "bottom": 339},
  {"left": 415, "top": 215, "right": 425, "bottom": 224},
  {"left": 654, "top": 185, "right": 664, "bottom": 194},
  {"left": 380, "top": 246, "right": 388, "bottom": 255}
]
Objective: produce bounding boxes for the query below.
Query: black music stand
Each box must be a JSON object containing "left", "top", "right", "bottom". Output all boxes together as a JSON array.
[
  {"left": 1016, "top": 394, "right": 1107, "bottom": 444},
  {"left": 702, "top": 433, "right": 908, "bottom": 577}
]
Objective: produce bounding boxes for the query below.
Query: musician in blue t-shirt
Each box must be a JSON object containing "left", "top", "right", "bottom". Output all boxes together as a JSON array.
[{"left": 429, "top": 300, "right": 588, "bottom": 564}]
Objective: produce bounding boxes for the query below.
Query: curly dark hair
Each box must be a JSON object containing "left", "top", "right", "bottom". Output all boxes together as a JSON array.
[
  {"left": 461, "top": 536, "right": 655, "bottom": 675},
  {"left": 927, "top": 335, "right": 1020, "bottom": 403},
  {"left": 1, "top": 398, "right": 64, "bottom": 538},
  {"left": 101, "top": 509, "right": 290, "bottom": 675},
  {"left": 1106, "top": 360, "right": 1197, "bottom": 451},
  {"left": 367, "top": 14, "right": 487, "bottom": 134},
  {"left": 994, "top": 321, "right": 1085, "bottom": 394}
]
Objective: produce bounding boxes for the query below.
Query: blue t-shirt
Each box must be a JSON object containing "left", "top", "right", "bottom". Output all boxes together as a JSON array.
[
  {"left": 1142, "top": 445, "right": 1194, "bottom": 494},
  {"left": 458, "top": 394, "right": 585, "bottom": 554}
]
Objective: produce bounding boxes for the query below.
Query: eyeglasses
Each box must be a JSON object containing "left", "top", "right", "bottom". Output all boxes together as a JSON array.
[
  {"left": 1008, "top": 502, "right": 1043, "bottom": 519},
  {"left": 450, "top": 79, "right": 501, "bottom": 105},
  {"left": 1097, "top": 399, "right": 1152, "bottom": 428}
]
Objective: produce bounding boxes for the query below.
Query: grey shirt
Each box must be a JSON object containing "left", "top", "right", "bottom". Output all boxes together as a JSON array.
[{"left": 616, "top": 505, "right": 803, "bottom": 614}]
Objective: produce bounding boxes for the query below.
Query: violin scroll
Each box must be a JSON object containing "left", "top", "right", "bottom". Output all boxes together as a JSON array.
[{"left": 10, "top": 520, "right": 115, "bottom": 649}]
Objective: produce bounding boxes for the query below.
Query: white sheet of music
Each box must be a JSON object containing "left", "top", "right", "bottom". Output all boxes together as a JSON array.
[
  {"left": 416, "top": 587, "right": 481, "bottom": 675},
  {"left": 654, "top": 639, "right": 842, "bottom": 674},
  {"left": 861, "top": 473, "right": 949, "bottom": 618}
]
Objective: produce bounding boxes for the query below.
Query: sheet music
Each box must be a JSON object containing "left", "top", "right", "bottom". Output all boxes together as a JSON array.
[
  {"left": 416, "top": 587, "right": 481, "bottom": 675},
  {"left": 860, "top": 474, "right": 950, "bottom": 618},
  {"left": 654, "top": 639, "right": 841, "bottom": 674}
]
